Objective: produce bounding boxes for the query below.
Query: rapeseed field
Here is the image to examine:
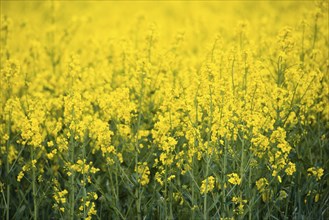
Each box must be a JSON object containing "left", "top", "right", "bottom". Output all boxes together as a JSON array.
[{"left": 1, "top": 1, "right": 328, "bottom": 219}]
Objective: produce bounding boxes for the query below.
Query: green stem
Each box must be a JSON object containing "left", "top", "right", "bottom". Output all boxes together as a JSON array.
[
  {"left": 248, "top": 165, "right": 252, "bottom": 220},
  {"left": 6, "top": 182, "right": 9, "bottom": 220},
  {"left": 69, "top": 133, "right": 75, "bottom": 220},
  {"left": 191, "top": 93, "right": 199, "bottom": 220},
  {"left": 169, "top": 183, "right": 173, "bottom": 220},
  {"left": 115, "top": 163, "right": 120, "bottom": 213},
  {"left": 223, "top": 141, "right": 227, "bottom": 215},
  {"left": 239, "top": 137, "right": 245, "bottom": 186},
  {"left": 164, "top": 165, "right": 168, "bottom": 219},
  {"left": 203, "top": 160, "right": 209, "bottom": 220},
  {"left": 82, "top": 135, "right": 87, "bottom": 219},
  {"left": 31, "top": 149, "right": 37, "bottom": 220},
  {"left": 191, "top": 157, "right": 195, "bottom": 220},
  {"left": 6, "top": 118, "right": 11, "bottom": 220}
]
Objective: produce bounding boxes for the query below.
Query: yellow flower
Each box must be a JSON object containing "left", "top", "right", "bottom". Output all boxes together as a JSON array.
[
  {"left": 285, "top": 162, "right": 296, "bottom": 175},
  {"left": 232, "top": 196, "right": 239, "bottom": 203},
  {"left": 256, "top": 178, "right": 268, "bottom": 193},
  {"left": 88, "top": 202, "right": 97, "bottom": 216},
  {"left": 167, "top": 175, "right": 176, "bottom": 182},
  {"left": 3, "top": 134, "right": 9, "bottom": 141},
  {"left": 277, "top": 143, "right": 291, "bottom": 153},
  {"left": 31, "top": 159, "right": 37, "bottom": 168},
  {"left": 117, "top": 153, "right": 123, "bottom": 163},
  {"left": 47, "top": 149, "right": 57, "bottom": 160},
  {"left": 231, "top": 196, "right": 247, "bottom": 214},
  {"left": 227, "top": 173, "right": 241, "bottom": 185},
  {"left": 272, "top": 170, "right": 282, "bottom": 183},
  {"left": 17, "top": 171, "right": 24, "bottom": 182},
  {"left": 47, "top": 141, "right": 54, "bottom": 147},
  {"left": 135, "top": 162, "right": 150, "bottom": 186},
  {"left": 200, "top": 176, "right": 215, "bottom": 194},
  {"left": 155, "top": 172, "right": 163, "bottom": 186},
  {"left": 307, "top": 167, "right": 324, "bottom": 181},
  {"left": 256, "top": 178, "right": 272, "bottom": 202},
  {"left": 173, "top": 192, "right": 184, "bottom": 205}
]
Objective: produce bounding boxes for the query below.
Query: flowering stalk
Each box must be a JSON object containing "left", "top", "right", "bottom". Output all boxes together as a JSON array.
[
  {"left": 82, "top": 134, "right": 87, "bottom": 219},
  {"left": 31, "top": 148, "right": 37, "bottom": 220},
  {"left": 203, "top": 85, "right": 214, "bottom": 220},
  {"left": 135, "top": 70, "right": 145, "bottom": 220},
  {"left": 5, "top": 117, "right": 11, "bottom": 220},
  {"left": 69, "top": 130, "right": 75, "bottom": 220}
]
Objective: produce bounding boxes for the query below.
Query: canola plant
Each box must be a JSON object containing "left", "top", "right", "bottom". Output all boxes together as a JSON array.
[{"left": 1, "top": 1, "right": 328, "bottom": 219}]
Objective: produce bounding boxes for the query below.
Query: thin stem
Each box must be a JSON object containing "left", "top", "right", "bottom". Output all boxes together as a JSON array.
[
  {"left": 82, "top": 134, "right": 87, "bottom": 219},
  {"left": 164, "top": 165, "right": 168, "bottom": 219},
  {"left": 203, "top": 160, "right": 209, "bottom": 220},
  {"left": 69, "top": 132, "right": 75, "bottom": 220},
  {"left": 31, "top": 148, "right": 37, "bottom": 220},
  {"left": 115, "top": 163, "right": 120, "bottom": 214},
  {"left": 6, "top": 116, "right": 11, "bottom": 220},
  {"left": 223, "top": 140, "right": 228, "bottom": 216},
  {"left": 239, "top": 134, "right": 245, "bottom": 186}
]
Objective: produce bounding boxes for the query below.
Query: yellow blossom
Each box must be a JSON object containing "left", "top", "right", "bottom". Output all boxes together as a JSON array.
[
  {"left": 227, "top": 173, "right": 241, "bottom": 185},
  {"left": 135, "top": 162, "right": 151, "bottom": 186},
  {"left": 285, "top": 162, "right": 296, "bottom": 175},
  {"left": 307, "top": 167, "right": 324, "bottom": 181},
  {"left": 200, "top": 176, "right": 215, "bottom": 194}
]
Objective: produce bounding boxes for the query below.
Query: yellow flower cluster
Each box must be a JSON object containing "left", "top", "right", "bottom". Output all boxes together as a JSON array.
[
  {"left": 227, "top": 173, "right": 241, "bottom": 186},
  {"left": 173, "top": 192, "right": 184, "bottom": 205},
  {"left": 70, "top": 159, "right": 100, "bottom": 175},
  {"left": 256, "top": 177, "right": 272, "bottom": 202},
  {"left": 68, "top": 159, "right": 100, "bottom": 186},
  {"left": 307, "top": 167, "right": 324, "bottom": 181},
  {"left": 17, "top": 160, "right": 37, "bottom": 182},
  {"left": 52, "top": 179, "right": 68, "bottom": 213},
  {"left": 256, "top": 178, "right": 269, "bottom": 193},
  {"left": 285, "top": 162, "right": 296, "bottom": 176},
  {"left": 135, "top": 162, "right": 151, "bottom": 186},
  {"left": 79, "top": 192, "right": 98, "bottom": 220},
  {"left": 231, "top": 196, "right": 247, "bottom": 215},
  {"left": 200, "top": 176, "right": 216, "bottom": 194}
]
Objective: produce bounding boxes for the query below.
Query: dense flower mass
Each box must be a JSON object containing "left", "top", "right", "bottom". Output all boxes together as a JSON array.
[
  {"left": 200, "top": 176, "right": 216, "bottom": 194},
  {"left": 1, "top": 1, "right": 328, "bottom": 219}
]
